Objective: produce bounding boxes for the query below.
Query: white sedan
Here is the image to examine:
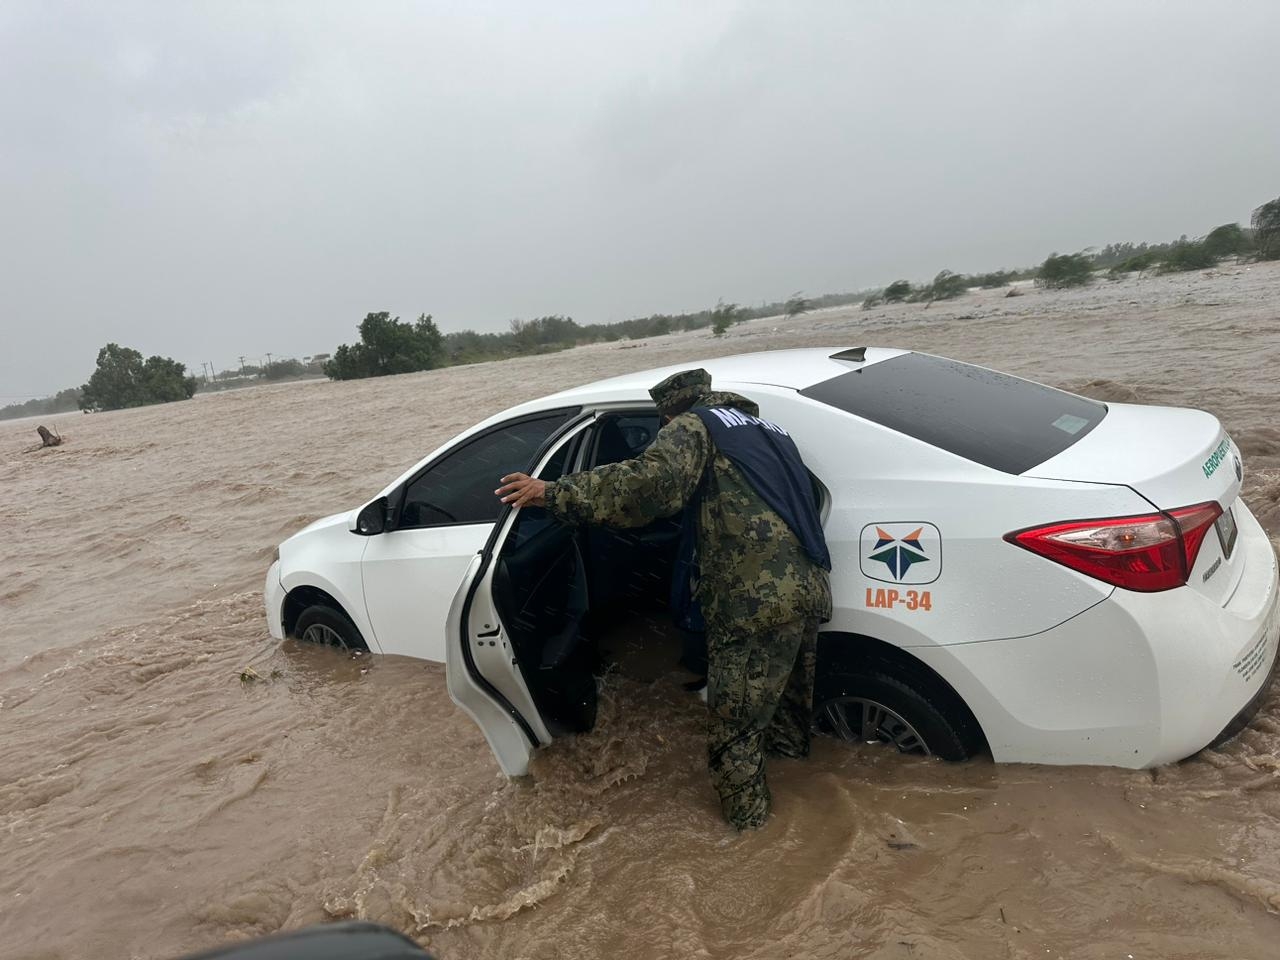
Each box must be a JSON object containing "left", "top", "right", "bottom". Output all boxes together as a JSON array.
[{"left": 264, "top": 347, "right": 1279, "bottom": 775}]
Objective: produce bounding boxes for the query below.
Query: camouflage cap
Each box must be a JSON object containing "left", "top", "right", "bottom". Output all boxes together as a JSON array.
[{"left": 650, "top": 368, "right": 712, "bottom": 417}]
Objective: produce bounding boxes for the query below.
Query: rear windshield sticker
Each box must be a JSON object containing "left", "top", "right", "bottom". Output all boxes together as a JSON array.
[
  {"left": 1051, "top": 413, "right": 1089, "bottom": 435},
  {"left": 860, "top": 522, "right": 942, "bottom": 585}
]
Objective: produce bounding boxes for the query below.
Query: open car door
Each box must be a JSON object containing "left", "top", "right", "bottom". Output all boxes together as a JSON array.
[{"left": 445, "top": 413, "right": 600, "bottom": 775}]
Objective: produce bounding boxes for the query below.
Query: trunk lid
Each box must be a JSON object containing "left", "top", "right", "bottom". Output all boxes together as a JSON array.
[{"left": 1026, "top": 402, "right": 1244, "bottom": 605}]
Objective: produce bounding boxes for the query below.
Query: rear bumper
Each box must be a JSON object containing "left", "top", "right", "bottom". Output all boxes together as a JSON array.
[
  {"left": 1210, "top": 645, "right": 1279, "bottom": 748},
  {"left": 913, "top": 502, "right": 1279, "bottom": 767},
  {"left": 264, "top": 560, "right": 285, "bottom": 640}
]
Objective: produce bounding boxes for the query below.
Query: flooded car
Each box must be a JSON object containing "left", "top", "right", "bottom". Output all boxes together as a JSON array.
[{"left": 264, "top": 347, "right": 1279, "bottom": 773}]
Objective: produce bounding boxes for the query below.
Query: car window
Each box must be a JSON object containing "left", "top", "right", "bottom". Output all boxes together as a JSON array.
[
  {"left": 590, "top": 413, "right": 660, "bottom": 466},
  {"left": 400, "top": 413, "right": 570, "bottom": 528},
  {"left": 799, "top": 353, "right": 1106, "bottom": 474},
  {"left": 538, "top": 435, "right": 577, "bottom": 483}
]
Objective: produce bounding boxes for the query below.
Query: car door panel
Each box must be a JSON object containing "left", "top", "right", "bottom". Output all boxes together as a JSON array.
[
  {"left": 360, "top": 524, "right": 491, "bottom": 660},
  {"left": 447, "top": 415, "right": 598, "bottom": 775},
  {"left": 358, "top": 410, "right": 577, "bottom": 662}
]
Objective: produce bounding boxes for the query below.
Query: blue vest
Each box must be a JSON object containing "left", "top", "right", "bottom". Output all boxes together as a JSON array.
[{"left": 671, "top": 406, "right": 831, "bottom": 632}]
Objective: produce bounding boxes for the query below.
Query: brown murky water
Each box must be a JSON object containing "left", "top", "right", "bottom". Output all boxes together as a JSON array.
[{"left": 3, "top": 262, "right": 1280, "bottom": 959}]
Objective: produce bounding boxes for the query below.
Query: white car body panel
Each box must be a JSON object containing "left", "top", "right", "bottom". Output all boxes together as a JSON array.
[
  {"left": 446, "top": 416, "right": 600, "bottom": 775},
  {"left": 738, "top": 385, "right": 1144, "bottom": 646},
  {"left": 1029, "top": 402, "right": 1231, "bottom": 507},
  {"left": 265, "top": 346, "right": 1280, "bottom": 772},
  {"left": 276, "top": 511, "right": 379, "bottom": 652},
  {"left": 913, "top": 501, "right": 1278, "bottom": 767},
  {"left": 1029, "top": 402, "right": 1245, "bottom": 607},
  {"left": 444, "top": 554, "right": 537, "bottom": 776},
  {"left": 264, "top": 559, "right": 285, "bottom": 640},
  {"left": 360, "top": 523, "right": 491, "bottom": 661}
]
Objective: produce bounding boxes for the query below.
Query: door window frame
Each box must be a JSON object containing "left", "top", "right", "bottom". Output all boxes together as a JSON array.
[
  {"left": 391, "top": 406, "right": 580, "bottom": 532},
  {"left": 581, "top": 406, "right": 663, "bottom": 470}
]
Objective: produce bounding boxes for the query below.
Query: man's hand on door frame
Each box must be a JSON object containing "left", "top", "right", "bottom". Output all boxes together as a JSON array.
[{"left": 496, "top": 473, "right": 547, "bottom": 509}]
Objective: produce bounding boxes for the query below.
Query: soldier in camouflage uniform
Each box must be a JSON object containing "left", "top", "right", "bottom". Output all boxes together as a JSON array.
[{"left": 495, "top": 369, "right": 832, "bottom": 830}]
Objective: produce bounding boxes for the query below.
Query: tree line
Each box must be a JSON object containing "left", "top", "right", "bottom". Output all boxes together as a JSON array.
[
  {"left": 860, "top": 196, "right": 1280, "bottom": 302},
  {"left": 5, "top": 194, "right": 1277, "bottom": 413},
  {"left": 313, "top": 191, "right": 1280, "bottom": 378}
]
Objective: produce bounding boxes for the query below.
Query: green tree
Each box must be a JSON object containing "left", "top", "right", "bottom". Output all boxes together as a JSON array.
[
  {"left": 1108, "top": 251, "right": 1159, "bottom": 275},
  {"left": 1202, "top": 223, "right": 1247, "bottom": 259},
  {"left": 79, "top": 343, "right": 197, "bottom": 411},
  {"left": 928, "top": 270, "right": 967, "bottom": 300},
  {"left": 969, "top": 270, "right": 1013, "bottom": 288},
  {"left": 883, "top": 280, "right": 912, "bottom": 302},
  {"left": 710, "top": 300, "right": 741, "bottom": 337},
  {"left": 260, "top": 358, "right": 307, "bottom": 380},
  {"left": 1036, "top": 253, "right": 1094, "bottom": 289},
  {"left": 784, "top": 291, "right": 811, "bottom": 318},
  {"left": 0, "top": 386, "right": 82, "bottom": 421},
  {"left": 1157, "top": 240, "right": 1216, "bottom": 273},
  {"left": 1252, "top": 196, "right": 1280, "bottom": 259},
  {"left": 324, "top": 312, "right": 446, "bottom": 380}
]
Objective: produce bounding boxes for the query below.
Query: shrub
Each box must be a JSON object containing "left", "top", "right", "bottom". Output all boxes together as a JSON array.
[
  {"left": 784, "top": 292, "right": 810, "bottom": 319},
  {"left": 1157, "top": 241, "right": 1216, "bottom": 273},
  {"left": 1202, "top": 223, "right": 1247, "bottom": 259},
  {"left": 1108, "top": 251, "right": 1159, "bottom": 275},
  {"left": 1252, "top": 197, "right": 1280, "bottom": 260},
  {"left": 969, "top": 270, "right": 1013, "bottom": 288},
  {"left": 928, "top": 270, "right": 967, "bottom": 300},
  {"left": 1036, "top": 253, "right": 1094, "bottom": 289},
  {"left": 0, "top": 386, "right": 83, "bottom": 421},
  {"left": 883, "top": 280, "right": 912, "bottom": 302},
  {"left": 710, "top": 301, "right": 741, "bottom": 337}
]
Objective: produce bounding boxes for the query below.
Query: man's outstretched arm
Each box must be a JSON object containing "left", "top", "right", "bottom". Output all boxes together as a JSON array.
[{"left": 496, "top": 414, "right": 711, "bottom": 528}]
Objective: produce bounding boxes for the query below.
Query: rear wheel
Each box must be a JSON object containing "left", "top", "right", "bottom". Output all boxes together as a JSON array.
[
  {"left": 815, "top": 661, "right": 980, "bottom": 761},
  {"left": 294, "top": 604, "right": 367, "bottom": 651}
]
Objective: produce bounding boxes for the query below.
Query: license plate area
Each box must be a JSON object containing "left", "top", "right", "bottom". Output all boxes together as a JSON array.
[{"left": 1215, "top": 506, "right": 1238, "bottom": 559}]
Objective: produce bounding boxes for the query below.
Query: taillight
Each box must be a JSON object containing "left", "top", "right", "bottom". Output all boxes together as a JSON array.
[{"left": 1004, "top": 501, "right": 1222, "bottom": 592}]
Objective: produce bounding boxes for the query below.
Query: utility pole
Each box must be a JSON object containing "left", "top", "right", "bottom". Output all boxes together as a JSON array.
[
  {"left": 238, "top": 356, "right": 247, "bottom": 375},
  {"left": 265, "top": 352, "right": 273, "bottom": 367}
]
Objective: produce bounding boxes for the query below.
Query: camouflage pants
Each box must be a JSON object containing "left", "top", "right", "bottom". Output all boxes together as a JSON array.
[{"left": 706, "top": 618, "right": 819, "bottom": 830}]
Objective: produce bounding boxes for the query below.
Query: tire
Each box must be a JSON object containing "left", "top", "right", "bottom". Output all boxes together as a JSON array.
[
  {"left": 815, "top": 660, "right": 981, "bottom": 761},
  {"left": 293, "top": 604, "right": 367, "bottom": 651}
]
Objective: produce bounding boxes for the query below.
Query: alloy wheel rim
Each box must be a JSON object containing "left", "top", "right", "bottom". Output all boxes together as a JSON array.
[
  {"left": 820, "top": 696, "right": 931, "bottom": 756},
  {"left": 301, "top": 623, "right": 347, "bottom": 648}
]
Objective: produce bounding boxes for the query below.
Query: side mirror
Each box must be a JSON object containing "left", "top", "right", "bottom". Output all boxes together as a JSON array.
[{"left": 352, "top": 496, "right": 390, "bottom": 536}]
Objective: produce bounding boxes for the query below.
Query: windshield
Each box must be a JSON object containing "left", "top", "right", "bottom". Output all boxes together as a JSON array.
[{"left": 798, "top": 353, "right": 1106, "bottom": 474}]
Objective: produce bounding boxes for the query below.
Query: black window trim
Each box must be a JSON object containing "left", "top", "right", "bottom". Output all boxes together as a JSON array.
[{"left": 390, "top": 406, "right": 581, "bottom": 532}]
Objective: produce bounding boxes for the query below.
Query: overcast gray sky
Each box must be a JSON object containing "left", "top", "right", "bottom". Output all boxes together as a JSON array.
[{"left": 2, "top": 1, "right": 1278, "bottom": 398}]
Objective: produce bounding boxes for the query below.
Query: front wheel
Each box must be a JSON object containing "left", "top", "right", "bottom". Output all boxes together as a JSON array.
[
  {"left": 815, "top": 664, "right": 980, "bottom": 761},
  {"left": 293, "top": 604, "right": 367, "bottom": 651}
]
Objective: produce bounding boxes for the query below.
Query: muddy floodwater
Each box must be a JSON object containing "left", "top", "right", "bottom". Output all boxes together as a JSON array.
[{"left": 4, "top": 262, "right": 1280, "bottom": 959}]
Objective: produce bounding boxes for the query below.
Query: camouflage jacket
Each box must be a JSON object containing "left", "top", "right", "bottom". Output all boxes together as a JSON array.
[{"left": 544, "top": 391, "right": 832, "bottom": 631}]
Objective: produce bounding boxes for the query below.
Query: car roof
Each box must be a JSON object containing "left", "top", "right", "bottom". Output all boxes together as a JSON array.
[
  {"left": 519, "top": 346, "right": 909, "bottom": 413},
  {"left": 375, "top": 346, "right": 909, "bottom": 499}
]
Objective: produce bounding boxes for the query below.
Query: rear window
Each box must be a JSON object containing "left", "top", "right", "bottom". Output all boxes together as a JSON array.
[{"left": 798, "top": 353, "right": 1106, "bottom": 474}]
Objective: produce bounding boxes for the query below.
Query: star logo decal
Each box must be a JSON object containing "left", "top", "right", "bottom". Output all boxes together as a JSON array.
[{"left": 867, "top": 526, "right": 929, "bottom": 581}]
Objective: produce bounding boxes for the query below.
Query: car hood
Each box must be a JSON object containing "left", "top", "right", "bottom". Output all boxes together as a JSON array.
[{"left": 289, "top": 511, "right": 352, "bottom": 540}]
